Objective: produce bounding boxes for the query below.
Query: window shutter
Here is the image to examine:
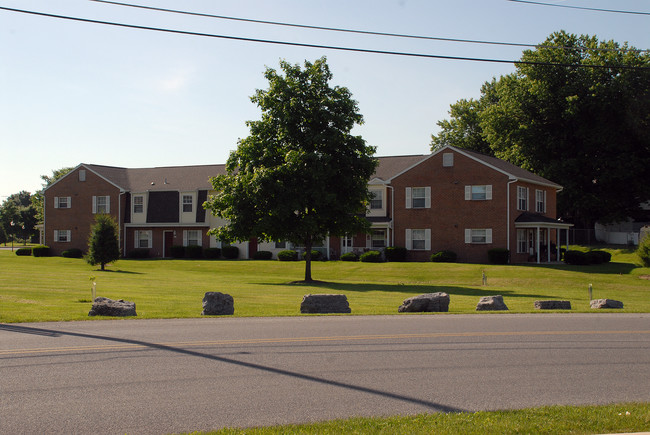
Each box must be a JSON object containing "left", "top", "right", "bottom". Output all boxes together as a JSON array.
[
  {"left": 92, "top": 196, "right": 97, "bottom": 214},
  {"left": 526, "top": 188, "right": 529, "bottom": 211},
  {"left": 405, "top": 188, "right": 412, "bottom": 209},
  {"left": 486, "top": 229, "right": 493, "bottom": 243},
  {"left": 106, "top": 196, "right": 111, "bottom": 213},
  {"left": 54, "top": 197, "right": 59, "bottom": 208},
  {"left": 424, "top": 229, "right": 431, "bottom": 251},
  {"left": 134, "top": 231, "right": 139, "bottom": 248},
  {"left": 54, "top": 230, "right": 59, "bottom": 241},
  {"left": 465, "top": 229, "right": 472, "bottom": 244},
  {"left": 486, "top": 185, "right": 492, "bottom": 200},
  {"left": 183, "top": 230, "right": 188, "bottom": 247},
  {"left": 405, "top": 229, "right": 412, "bottom": 250},
  {"left": 66, "top": 230, "right": 71, "bottom": 242},
  {"left": 465, "top": 186, "right": 471, "bottom": 200},
  {"left": 424, "top": 186, "right": 431, "bottom": 208},
  {"left": 543, "top": 190, "right": 547, "bottom": 212}
]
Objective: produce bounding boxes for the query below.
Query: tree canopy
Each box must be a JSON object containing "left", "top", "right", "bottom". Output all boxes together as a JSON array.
[
  {"left": 205, "top": 57, "right": 377, "bottom": 281},
  {"left": 0, "top": 191, "right": 38, "bottom": 244},
  {"left": 431, "top": 31, "right": 650, "bottom": 228}
]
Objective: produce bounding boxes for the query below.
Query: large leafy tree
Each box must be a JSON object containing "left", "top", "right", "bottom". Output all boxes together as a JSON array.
[
  {"left": 205, "top": 57, "right": 377, "bottom": 282},
  {"left": 0, "top": 191, "right": 37, "bottom": 244},
  {"left": 431, "top": 31, "right": 650, "bottom": 228},
  {"left": 86, "top": 214, "right": 121, "bottom": 271}
]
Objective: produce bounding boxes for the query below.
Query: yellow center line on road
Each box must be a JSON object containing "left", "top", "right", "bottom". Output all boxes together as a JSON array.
[{"left": 2, "top": 329, "right": 649, "bottom": 356}]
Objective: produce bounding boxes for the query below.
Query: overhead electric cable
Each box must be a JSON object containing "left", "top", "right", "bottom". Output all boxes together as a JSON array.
[
  {"left": 91, "top": 0, "right": 647, "bottom": 53},
  {"left": 507, "top": 0, "right": 650, "bottom": 16},
  {"left": 1, "top": 6, "right": 648, "bottom": 70}
]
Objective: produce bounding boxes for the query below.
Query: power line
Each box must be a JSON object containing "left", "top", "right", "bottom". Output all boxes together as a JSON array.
[
  {"left": 1, "top": 6, "right": 648, "bottom": 71},
  {"left": 91, "top": 0, "right": 647, "bottom": 53},
  {"left": 507, "top": 0, "right": 650, "bottom": 16}
]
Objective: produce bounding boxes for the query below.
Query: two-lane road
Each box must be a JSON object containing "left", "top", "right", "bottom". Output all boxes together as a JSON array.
[{"left": 1, "top": 314, "right": 649, "bottom": 434}]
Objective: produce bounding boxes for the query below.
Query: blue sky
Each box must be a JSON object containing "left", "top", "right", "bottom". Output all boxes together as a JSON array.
[{"left": 1, "top": 0, "right": 648, "bottom": 201}]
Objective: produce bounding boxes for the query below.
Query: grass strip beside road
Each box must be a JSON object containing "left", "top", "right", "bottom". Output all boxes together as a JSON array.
[
  {"left": 1, "top": 246, "right": 648, "bottom": 323},
  {"left": 192, "top": 402, "right": 650, "bottom": 434}
]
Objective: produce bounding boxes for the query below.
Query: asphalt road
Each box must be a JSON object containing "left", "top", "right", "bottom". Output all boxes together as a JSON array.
[{"left": 1, "top": 314, "right": 649, "bottom": 434}]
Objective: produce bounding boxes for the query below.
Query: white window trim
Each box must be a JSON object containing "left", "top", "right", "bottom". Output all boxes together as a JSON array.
[
  {"left": 405, "top": 228, "right": 431, "bottom": 250},
  {"left": 535, "top": 189, "right": 547, "bottom": 213},
  {"left": 183, "top": 229, "right": 202, "bottom": 247},
  {"left": 369, "top": 189, "right": 383, "bottom": 210},
  {"left": 54, "top": 196, "right": 72, "bottom": 209},
  {"left": 134, "top": 230, "right": 152, "bottom": 249},
  {"left": 182, "top": 194, "right": 194, "bottom": 213},
  {"left": 465, "top": 228, "right": 493, "bottom": 244},
  {"left": 92, "top": 195, "right": 111, "bottom": 214},
  {"left": 405, "top": 187, "right": 431, "bottom": 209},
  {"left": 54, "top": 230, "right": 71, "bottom": 242},
  {"left": 517, "top": 229, "right": 527, "bottom": 253},
  {"left": 132, "top": 195, "right": 144, "bottom": 214},
  {"left": 465, "top": 185, "right": 492, "bottom": 201},
  {"left": 517, "top": 186, "right": 529, "bottom": 211}
]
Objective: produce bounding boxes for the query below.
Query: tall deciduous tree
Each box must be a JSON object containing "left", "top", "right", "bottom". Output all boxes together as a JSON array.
[
  {"left": 431, "top": 31, "right": 650, "bottom": 228},
  {"left": 205, "top": 58, "right": 377, "bottom": 282},
  {"left": 86, "top": 214, "right": 121, "bottom": 271}
]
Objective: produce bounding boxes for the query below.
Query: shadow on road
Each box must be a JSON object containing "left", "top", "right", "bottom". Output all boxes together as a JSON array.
[{"left": 0, "top": 323, "right": 466, "bottom": 414}]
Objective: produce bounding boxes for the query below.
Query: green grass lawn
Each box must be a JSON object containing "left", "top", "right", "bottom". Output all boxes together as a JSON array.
[{"left": 1, "top": 246, "right": 648, "bottom": 323}]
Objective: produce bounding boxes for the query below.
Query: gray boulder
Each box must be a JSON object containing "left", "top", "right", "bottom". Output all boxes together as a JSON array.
[
  {"left": 590, "top": 299, "right": 624, "bottom": 309},
  {"left": 534, "top": 300, "right": 571, "bottom": 310},
  {"left": 300, "top": 294, "right": 351, "bottom": 314},
  {"left": 476, "top": 295, "right": 508, "bottom": 311},
  {"left": 202, "top": 292, "right": 234, "bottom": 315},
  {"left": 399, "top": 292, "right": 450, "bottom": 313},
  {"left": 89, "top": 297, "right": 136, "bottom": 317}
]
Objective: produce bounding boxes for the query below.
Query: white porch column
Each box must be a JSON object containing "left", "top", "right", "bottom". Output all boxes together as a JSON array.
[
  {"left": 556, "top": 229, "right": 560, "bottom": 261},
  {"left": 547, "top": 228, "right": 551, "bottom": 262},
  {"left": 536, "top": 226, "right": 541, "bottom": 264}
]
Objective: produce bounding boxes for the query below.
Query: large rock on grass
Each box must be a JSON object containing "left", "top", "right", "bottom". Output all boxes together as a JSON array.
[
  {"left": 476, "top": 295, "right": 508, "bottom": 311},
  {"left": 202, "top": 292, "right": 234, "bottom": 315},
  {"left": 89, "top": 297, "right": 136, "bottom": 317},
  {"left": 398, "top": 292, "right": 450, "bottom": 313},
  {"left": 300, "top": 294, "right": 351, "bottom": 314},
  {"left": 534, "top": 300, "right": 571, "bottom": 310},
  {"left": 590, "top": 299, "right": 623, "bottom": 309}
]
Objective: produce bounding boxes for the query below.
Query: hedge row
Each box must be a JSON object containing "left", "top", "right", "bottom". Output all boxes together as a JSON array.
[{"left": 564, "top": 250, "right": 612, "bottom": 265}]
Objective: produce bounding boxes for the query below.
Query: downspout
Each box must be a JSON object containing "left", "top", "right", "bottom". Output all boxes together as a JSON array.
[
  {"left": 119, "top": 191, "right": 125, "bottom": 257},
  {"left": 506, "top": 179, "right": 517, "bottom": 262},
  {"left": 387, "top": 185, "right": 395, "bottom": 247}
]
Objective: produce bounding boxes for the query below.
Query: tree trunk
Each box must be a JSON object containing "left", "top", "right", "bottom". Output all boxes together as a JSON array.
[
  {"left": 101, "top": 263, "right": 105, "bottom": 271},
  {"left": 304, "top": 239, "right": 313, "bottom": 282}
]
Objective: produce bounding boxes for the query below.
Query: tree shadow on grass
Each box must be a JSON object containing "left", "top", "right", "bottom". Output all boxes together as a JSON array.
[
  {"left": 522, "top": 262, "right": 640, "bottom": 275},
  {"left": 91, "top": 269, "right": 143, "bottom": 275},
  {"left": 265, "top": 281, "right": 559, "bottom": 299}
]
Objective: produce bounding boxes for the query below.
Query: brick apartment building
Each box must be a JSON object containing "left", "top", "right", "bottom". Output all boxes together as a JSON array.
[{"left": 43, "top": 145, "right": 571, "bottom": 263}]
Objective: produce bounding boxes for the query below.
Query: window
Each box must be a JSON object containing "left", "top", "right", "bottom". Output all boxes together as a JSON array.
[
  {"left": 92, "top": 196, "right": 110, "bottom": 214},
  {"left": 371, "top": 230, "right": 386, "bottom": 248},
  {"left": 406, "top": 229, "right": 431, "bottom": 250},
  {"left": 535, "top": 189, "right": 546, "bottom": 213},
  {"left": 465, "top": 185, "right": 492, "bottom": 201},
  {"left": 465, "top": 229, "right": 493, "bottom": 244},
  {"left": 517, "top": 229, "right": 527, "bottom": 253},
  {"left": 182, "top": 195, "right": 193, "bottom": 213},
  {"left": 135, "top": 230, "right": 152, "bottom": 248},
  {"left": 54, "top": 197, "right": 71, "bottom": 209},
  {"left": 184, "top": 230, "right": 201, "bottom": 246},
  {"left": 517, "top": 186, "right": 528, "bottom": 211},
  {"left": 442, "top": 153, "right": 454, "bottom": 167},
  {"left": 406, "top": 187, "right": 431, "bottom": 209},
  {"left": 54, "top": 230, "right": 71, "bottom": 242},
  {"left": 133, "top": 195, "right": 144, "bottom": 214},
  {"left": 369, "top": 190, "right": 383, "bottom": 209}
]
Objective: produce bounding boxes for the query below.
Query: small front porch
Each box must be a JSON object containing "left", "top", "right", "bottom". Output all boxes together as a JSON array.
[{"left": 515, "top": 213, "right": 573, "bottom": 264}]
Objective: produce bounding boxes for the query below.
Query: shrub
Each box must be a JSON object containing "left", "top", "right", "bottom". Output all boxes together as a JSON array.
[
  {"left": 277, "top": 249, "right": 298, "bottom": 261},
  {"left": 128, "top": 248, "right": 150, "bottom": 259},
  {"left": 62, "top": 248, "right": 84, "bottom": 258},
  {"left": 340, "top": 252, "right": 358, "bottom": 262},
  {"left": 360, "top": 250, "right": 382, "bottom": 263},
  {"left": 15, "top": 247, "right": 32, "bottom": 256},
  {"left": 170, "top": 245, "right": 185, "bottom": 258},
  {"left": 637, "top": 235, "right": 650, "bottom": 267},
  {"left": 253, "top": 250, "right": 273, "bottom": 260},
  {"left": 302, "top": 250, "right": 323, "bottom": 261},
  {"left": 487, "top": 248, "right": 510, "bottom": 265},
  {"left": 203, "top": 248, "right": 221, "bottom": 259},
  {"left": 384, "top": 246, "right": 407, "bottom": 262},
  {"left": 31, "top": 245, "right": 51, "bottom": 257},
  {"left": 185, "top": 245, "right": 203, "bottom": 259},
  {"left": 564, "top": 250, "right": 589, "bottom": 265},
  {"left": 222, "top": 245, "right": 240, "bottom": 259},
  {"left": 586, "top": 250, "right": 611, "bottom": 265},
  {"left": 431, "top": 250, "right": 457, "bottom": 263}
]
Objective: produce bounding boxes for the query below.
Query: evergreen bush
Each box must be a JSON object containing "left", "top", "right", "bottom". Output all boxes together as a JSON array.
[
  {"left": 222, "top": 245, "right": 240, "bottom": 259},
  {"left": 564, "top": 250, "right": 589, "bottom": 265},
  {"left": 431, "top": 250, "right": 457, "bottom": 263},
  {"left": 487, "top": 248, "right": 510, "bottom": 265},
  {"left": 62, "top": 248, "right": 84, "bottom": 258},
  {"left": 637, "top": 235, "right": 650, "bottom": 267},
  {"left": 340, "top": 252, "right": 358, "bottom": 262},
  {"left": 203, "top": 248, "right": 221, "bottom": 259},
  {"left": 170, "top": 245, "right": 185, "bottom": 258},
  {"left": 585, "top": 250, "right": 611, "bottom": 265},
  {"left": 302, "top": 250, "right": 323, "bottom": 261},
  {"left": 253, "top": 250, "right": 273, "bottom": 260},
  {"left": 128, "top": 248, "right": 150, "bottom": 259},
  {"left": 185, "top": 245, "right": 203, "bottom": 259},
  {"left": 360, "top": 250, "right": 382, "bottom": 262},
  {"left": 31, "top": 245, "right": 51, "bottom": 257},
  {"left": 277, "top": 249, "right": 298, "bottom": 261},
  {"left": 384, "top": 246, "right": 407, "bottom": 262},
  {"left": 15, "top": 247, "right": 32, "bottom": 256}
]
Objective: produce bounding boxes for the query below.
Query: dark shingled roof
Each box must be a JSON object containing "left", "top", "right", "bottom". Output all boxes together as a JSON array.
[{"left": 371, "top": 155, "right": 427, "bottom": 182}]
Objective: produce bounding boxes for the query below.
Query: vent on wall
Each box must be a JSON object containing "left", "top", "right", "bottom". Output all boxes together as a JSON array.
[{"left": 443, "top": 153, "right": 454, "bottom": 167}]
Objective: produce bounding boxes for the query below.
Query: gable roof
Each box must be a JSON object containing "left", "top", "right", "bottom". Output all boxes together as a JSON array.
[{"left": 371, "top": 155, "right": 428, "bottom": 182}]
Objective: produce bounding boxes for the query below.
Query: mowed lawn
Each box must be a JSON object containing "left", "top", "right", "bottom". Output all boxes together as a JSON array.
[{"left": 1, "top": 247, "right": 648, "bottom": 323}]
